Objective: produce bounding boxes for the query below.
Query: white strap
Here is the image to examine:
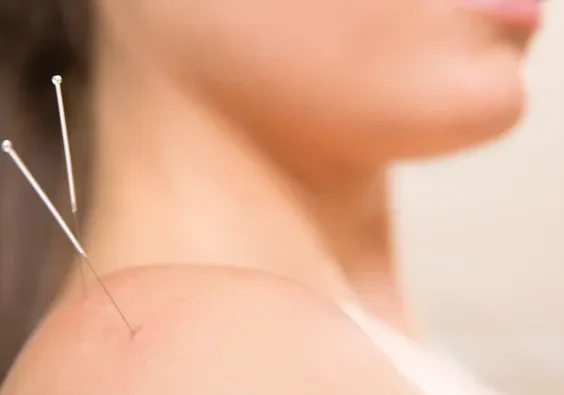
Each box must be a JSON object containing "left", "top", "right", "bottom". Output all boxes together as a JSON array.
[{"left": 339, "top": 303, "right": 499, "bottom": 395}]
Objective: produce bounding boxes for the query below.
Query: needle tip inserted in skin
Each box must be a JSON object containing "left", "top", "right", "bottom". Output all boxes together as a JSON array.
[{"left": 2, "top": 139, "right": 136, "bottom": 337}]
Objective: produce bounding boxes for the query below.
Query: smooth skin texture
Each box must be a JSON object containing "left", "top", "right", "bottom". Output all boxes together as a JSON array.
[
  {"left": 1, "top": 0, "right": 538, "bottom": 393},
  {"left": 2, "top": 266, "right": 416, "bottom": 395}
]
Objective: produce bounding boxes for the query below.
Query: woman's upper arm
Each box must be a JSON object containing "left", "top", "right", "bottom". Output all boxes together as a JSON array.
[{"left": 1, "top": 265, "right": 395, "bottom": 395}]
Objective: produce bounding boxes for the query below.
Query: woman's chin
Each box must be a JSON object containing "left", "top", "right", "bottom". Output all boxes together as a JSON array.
[{"left": 382, "top": 66, "right": 527, "bottom": 160}]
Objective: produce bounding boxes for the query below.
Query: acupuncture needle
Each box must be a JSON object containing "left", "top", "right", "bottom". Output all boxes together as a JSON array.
[
  {"left": 1, "top": 140, "right": 135, "bottom": 336},
  {"left": 52, "top": 75, "right": 86, "bottom": 294}
]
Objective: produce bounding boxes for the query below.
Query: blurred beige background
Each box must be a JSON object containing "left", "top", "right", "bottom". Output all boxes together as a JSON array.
[{"left": 391, "top": 2, "right": 564, "bottom": 394}]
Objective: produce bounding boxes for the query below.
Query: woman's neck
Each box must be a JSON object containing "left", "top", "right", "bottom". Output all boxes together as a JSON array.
[{"left": 79, "top": 49, "right": 403, "bottom": 325}]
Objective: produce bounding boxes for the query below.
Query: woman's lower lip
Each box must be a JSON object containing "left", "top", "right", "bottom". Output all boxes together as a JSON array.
[{"left": 458, "top": 0, "right": 541, "bottom": 32}]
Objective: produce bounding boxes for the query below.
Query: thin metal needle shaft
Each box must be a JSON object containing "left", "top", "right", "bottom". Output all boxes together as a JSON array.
[
  {"left": 52, "top": 75, "right": 86, "bottom": 293},
  {"left": 2, "top": 140, "right": 135, "bottom": 335},
  {"left": 52, "top": 76, "right": 77, "bottom": 213}
]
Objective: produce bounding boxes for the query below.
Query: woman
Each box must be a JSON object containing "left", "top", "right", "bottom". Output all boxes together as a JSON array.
[{"left": 0, "top": 0, "right": 542, "bottom": 393}]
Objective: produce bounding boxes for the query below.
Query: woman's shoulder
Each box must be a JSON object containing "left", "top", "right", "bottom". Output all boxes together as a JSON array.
[{"left": 1, "top": 264, "right": 408, "bottom": 395}]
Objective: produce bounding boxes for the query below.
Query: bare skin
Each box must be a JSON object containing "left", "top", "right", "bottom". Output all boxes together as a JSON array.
[
  {"left": 3, "top": 266, "right": 419, "bottom": 395},
  {"left": 1, "top": 0, "right": 539, "bottom": 392}
]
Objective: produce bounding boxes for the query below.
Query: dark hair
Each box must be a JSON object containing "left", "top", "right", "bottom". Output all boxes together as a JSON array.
[{"left": 0, "top": 0, "right": 90, "bottom": 382}]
